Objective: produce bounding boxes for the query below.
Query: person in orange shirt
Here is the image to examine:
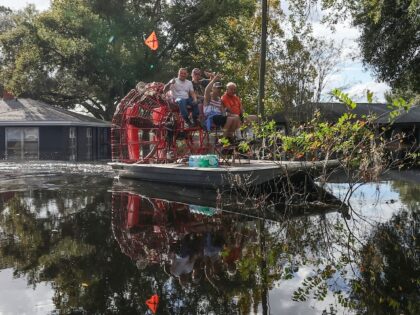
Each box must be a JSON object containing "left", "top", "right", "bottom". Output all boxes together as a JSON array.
[
  {"left": 221, "top": 82, "right": 258, "bottom": 138},
  {"left": 221, "top": 82, "right": 242, "bottom": 116}
]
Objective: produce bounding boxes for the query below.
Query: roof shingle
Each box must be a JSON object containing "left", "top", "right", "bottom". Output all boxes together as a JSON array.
[{"left": 0, "top": 98, "right": 110, "bottom": 127}]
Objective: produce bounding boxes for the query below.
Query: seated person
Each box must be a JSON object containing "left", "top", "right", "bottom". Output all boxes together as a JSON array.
[
  {"left": 203, "top": 74, "right": 241, "bottom": 139},
  {"left": 221, "top": 82, "right": 258, "bottom": 137},
  {"left": 191, "top": 68, "right": 210, "bottom": 119},
  {"left": 164, "top": 68, "right": 199, "bottom": 127},
  {"left": 191, "top": 68, "right": 210, "bottom": 101}
]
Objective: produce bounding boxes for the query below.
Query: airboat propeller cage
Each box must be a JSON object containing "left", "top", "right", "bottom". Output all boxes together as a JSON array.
[{"left": 111, "top": 82, "right": 212, "bottom": 163}]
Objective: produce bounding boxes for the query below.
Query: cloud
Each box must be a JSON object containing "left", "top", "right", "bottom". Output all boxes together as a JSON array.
[
  {"left": 1, "top": 0, "right": 51, "bottom": 11},
  {"left": 310, "top": 15, "right": 391, "bottom": 102},
  {"left": 312, "top": 21, "right": 360, "bottom": 43},
  {"left": 345, "top": 81, "right": 391, "bottom": 102},
  {"left": 305, "top": 2, "right": 392, "bottom": 102},
  {"left": 0, "top": 269, "right": 54, "bottom": 314},
  {"left": 321, "top": 70, "right": 391, "bottom": 102}
]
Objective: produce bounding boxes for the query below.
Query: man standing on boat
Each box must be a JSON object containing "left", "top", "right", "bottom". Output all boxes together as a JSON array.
[{"left": 164, "top": 68, "right": 199, "bottom": 127}]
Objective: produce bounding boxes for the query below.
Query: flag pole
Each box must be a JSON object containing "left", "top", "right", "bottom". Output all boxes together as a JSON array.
[{"left": 257, "top": 0, "right": 268, "bottom": 119}]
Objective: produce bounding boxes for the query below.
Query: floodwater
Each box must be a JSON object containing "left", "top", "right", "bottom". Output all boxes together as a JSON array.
[{"left": 0, "top": 162, "right": 418, "bottom": 315}]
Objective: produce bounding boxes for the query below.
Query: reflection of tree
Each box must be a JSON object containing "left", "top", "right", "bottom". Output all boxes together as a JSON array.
[
  {"left": 351, "top": 209, "right": 420, "bottom": 314},
  {"left": 0, "top": 188, "right": 346, "bottom": 314},
  {"left": 111, "top": 191, "right": 347, "bottom": 314},
  {"left": 390, "top": 179, "right": 420, "bottom": 210},
  {"left": 2, "top": 179, "right": 418, "bottom": 314},
  {"left": 0, "top": 197, "right": 49, "bottom": 283},
  {"left": 0, "top": 185, "right": 159, "bottom": 314}
]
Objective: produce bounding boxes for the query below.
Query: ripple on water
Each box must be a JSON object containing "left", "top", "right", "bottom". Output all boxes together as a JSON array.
[
  {"left": 0, "top": 161, "right": 114, "bottom": 192},
  {"left": 0, "top": 161, "right": 113, "bottom": 176}
]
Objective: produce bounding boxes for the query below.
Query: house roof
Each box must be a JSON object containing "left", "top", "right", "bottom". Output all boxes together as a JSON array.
[
  {"left": 290, "top": 102, "right": 420, "bottom": 125},
  {"left": 269, "top": 112, "right": 288, "bottom": 124},
  {"left": 376, "top": 105, "right": 420, "bottom": 124},
  {"left": 0, "top": 98, "right": 110, "bottom": 127}
]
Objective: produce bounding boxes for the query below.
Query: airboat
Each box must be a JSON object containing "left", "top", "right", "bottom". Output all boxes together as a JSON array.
[{"left": 109, "top": 82, "right": 338, "bottom": 188}]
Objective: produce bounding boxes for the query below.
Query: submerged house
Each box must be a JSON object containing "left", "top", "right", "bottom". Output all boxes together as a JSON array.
[{"left": 0, "top": 97, "right": 111, "bottom": 161}]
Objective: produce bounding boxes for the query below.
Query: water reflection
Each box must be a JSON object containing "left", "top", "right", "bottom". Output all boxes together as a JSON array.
[
  {"left": 351, "top": 209, "right": 419, "bottom": 314},
  {"left": 112, "top": 190, "right": 272, "bottom": 314},
  {"left": 110, "top": 181, "right": 356, "bottom": 314},
  {"left": 0, "top": 166, "right": 418, "bottom": 314}
]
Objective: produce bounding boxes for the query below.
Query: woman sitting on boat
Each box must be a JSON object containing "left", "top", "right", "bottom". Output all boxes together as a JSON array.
[{"left": 203, "top": 74, "right": 241, "bottom": 139}]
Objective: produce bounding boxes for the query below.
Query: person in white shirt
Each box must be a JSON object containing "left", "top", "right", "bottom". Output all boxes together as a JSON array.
[{"left": 164, "top": 68, "right": 199, "bottom": 127}]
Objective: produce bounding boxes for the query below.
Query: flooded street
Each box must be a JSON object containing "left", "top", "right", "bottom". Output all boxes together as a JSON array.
[{"left": 0, "top": 162, "right": 418, "bottom": 315}]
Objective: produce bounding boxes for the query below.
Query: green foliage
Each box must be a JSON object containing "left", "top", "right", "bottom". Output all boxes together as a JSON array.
[
  {"left": 331, "top": 89, "right": 357, "bottom": 110},
  {"left": 245, "top": 90, "right": 417, "bottom": 182},
  {"left": 354, "top": 0, "right": 420, "bottom": 95},
  {"left": 238, "top": 140, "right": 250, "bottom": 153},
  {"left": 0, "top": 5, "right": 14, "bottom": 33},
  {"left": 293, "top": 266, "right": 335, "bottom": 302},
  {"left": 219, "top": 136, "right": 231, "bottom": 147},
  {"left": 366, "top": 89, "right": 374, "bottom": 103},
  {"left": 0, "top": 0, "right": 252, "bottom": 119}
]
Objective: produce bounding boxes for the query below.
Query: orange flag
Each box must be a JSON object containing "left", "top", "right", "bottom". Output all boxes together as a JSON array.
[
  {"left": 145, "top": 294, "right": 159, "bottom": 314},
  {"left": 145, "top": 31, "right": 158, "bottom": 51}
]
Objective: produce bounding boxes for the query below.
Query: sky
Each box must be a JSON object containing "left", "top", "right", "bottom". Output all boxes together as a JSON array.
[
  {"left": 1, "top": 0, "right": 51, "bottom": 11},
  {"left": 308, "top": 9, "right": 390, "bottom": 102},
  {"left": 2, "top": 0, "right": 390, "bottom": 102}
]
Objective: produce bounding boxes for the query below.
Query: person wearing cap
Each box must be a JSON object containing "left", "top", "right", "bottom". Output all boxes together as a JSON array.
[
  {"left": 164, "top": 68, "right": 199, "bottom": 127},
  {"left": 191, "top": 68, "right": 210, "bottom": 100},
  {"left": 203, "top": 74, "right": 241, "bottom": 139},
  {"left": 191, "top": 68, "right": 210, "bottom": 120}
]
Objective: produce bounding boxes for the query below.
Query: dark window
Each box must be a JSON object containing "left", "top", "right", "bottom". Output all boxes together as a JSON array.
[
  {"left": 86, "top": 127, "right": 92, "bottom": 160},
  {"left": 69, "top": 127, "right": 77, "bottom": 161},
  {"left": 6, "top": 127, "right": 39, "bottom": 160}
]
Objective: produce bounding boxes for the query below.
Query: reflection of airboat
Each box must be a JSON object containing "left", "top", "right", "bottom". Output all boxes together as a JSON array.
[
  {"left": 111, "top": 181, "right": 348, "bottom": 284},
  {"left": 109, "top": 82, "right": 339, "bottom": 188},
  {"left": 111, "top": 191, "right": 226, "bottom": 267}
]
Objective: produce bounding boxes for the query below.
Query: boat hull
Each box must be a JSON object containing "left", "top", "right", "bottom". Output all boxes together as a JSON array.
[{"left": 109, "top": 160, "right": 339, "bottom": 188}]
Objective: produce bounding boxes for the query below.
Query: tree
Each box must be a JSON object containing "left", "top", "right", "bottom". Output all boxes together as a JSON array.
[
  {"left": 0, "top": 5, "right": 13, "bottom": 33},
  {"left": 311, "top": 39, "right": 343, "bottom": 102},
  {"left": 272, "top": 35, "right": 317, "bottom": 111},
  {"left": 354, "top": 0, "right": 420, "bottom": 95},
  {"left": 177, "top": 0, "right": 322, "bottom": 114},
  {"left": 288, "top": 0, "right": 420, "bottom": 97},
  {"left": 0, "top": 0, "right": 253, "bottom": 120}
]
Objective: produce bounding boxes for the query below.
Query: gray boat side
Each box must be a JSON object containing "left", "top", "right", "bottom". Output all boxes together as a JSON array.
[{"left": 109, "top": 160, "right": 340, "bottom": 188}]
